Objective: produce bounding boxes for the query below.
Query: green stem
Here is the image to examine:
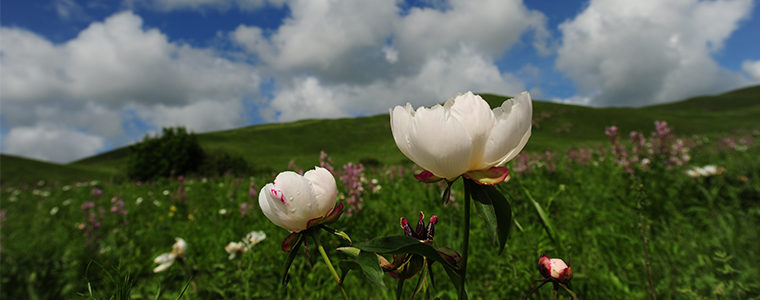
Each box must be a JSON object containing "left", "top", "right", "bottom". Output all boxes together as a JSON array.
[
  {"left": 459, "top": 179, "right": 472, "bottom": 300},
  {"left": 310, "top": 231, "right": 350, "bottom": 300}
]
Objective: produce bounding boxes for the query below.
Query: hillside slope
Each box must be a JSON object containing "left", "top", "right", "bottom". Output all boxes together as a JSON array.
[{"left": 4, "top": 85, "right": 758, "bottom": 184}]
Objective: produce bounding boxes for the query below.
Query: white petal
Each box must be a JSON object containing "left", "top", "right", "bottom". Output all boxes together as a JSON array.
[
  {"left": 407, "top": 104, "right": 473, "bottom": 180},
  {"left": 259, "top": 171, "right": 318, "bottom": 232},
  {"left": 304, "top": 167, "right": 337, "bottom": 219},
  {"left": 173, "top": 237, "right": 187, "bottom": 257},
  {"left": 449, "top": 92, "right": 496, "bottom": 170},
  {"left": 153, "top": 261, "right": 174, "bottom": 273},
  {"left": 245, "top": 230, "right": 267, "bottom": 246},
  {"left": 390, "top": 103, "right": 416, "bottom": 162},
  {"left": 482, "top": 92, "right": 532, "bottom": 168},
  {"left": 153, "top": 252, "right": 175, "bottom": 264}
]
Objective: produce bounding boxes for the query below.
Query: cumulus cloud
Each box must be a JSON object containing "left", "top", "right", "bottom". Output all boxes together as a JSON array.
[
  {"left": 3, "top": 125, "right": 106, "bottom": 163},
  {"left": 0, "top": 11, "right": 260, "bottom": 162},
  {"left": 236, "top": 0, "right": 545, "bottom": 122},
  {"left": 743, "top": 60, "right": 760, "bottom": 83},
  {"left": 556, "top": 0, "right": 753, "bottom": 106},
  {"left": 124, "top": 0, "right": 287, "bottom": 11},
  {"left": 270, "top": 46, "right": 526, "bottom": 122}
]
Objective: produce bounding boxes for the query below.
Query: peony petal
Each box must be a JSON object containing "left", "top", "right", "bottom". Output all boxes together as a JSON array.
[
  {"left": 259, "top": 172, "right": 316, "bottom": 232},
  {"left": 390, "top": 103, "right": 417, "bottom": 163},
  {"left": 448, "top": 92, "right": 495, "bottom": 170},
  {"left": 303, "top": 167, "right": 338, "bottom": 219},
  {"left": 463, "top": 166, "right": 509, "bottom": 185},
  {"left": 413, "top": 170, "right": 443, "bottom": 183},
  {"left": 407, "top": 104, "right": 473, "bottom": 180},
  {"left": 481, "top": 92, "right": 532, "bottom": 168}
]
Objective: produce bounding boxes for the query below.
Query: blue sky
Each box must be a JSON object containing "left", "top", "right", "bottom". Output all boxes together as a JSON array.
[{"left": 1, "top": 0, "right": 759, "bottom": 163}]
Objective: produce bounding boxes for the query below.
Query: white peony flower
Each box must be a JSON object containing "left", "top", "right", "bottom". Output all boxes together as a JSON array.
[{"left": 390, "top": 91, "right": 532, "bottom": 184}]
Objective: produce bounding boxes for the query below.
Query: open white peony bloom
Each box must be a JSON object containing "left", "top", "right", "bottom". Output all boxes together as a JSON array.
[
  {"left": 391, "top": 91, "right": 532, "bottom": 183},
  {"left": 153, "top": 237, "right": 187, "bottom": 273},
  {"left": 259, "top": 167, "right": 339, "bottom": 233}
]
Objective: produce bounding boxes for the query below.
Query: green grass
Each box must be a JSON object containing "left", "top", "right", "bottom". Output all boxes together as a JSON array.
[
  {"left": 4, "top": 85, "right": 756, "bottom": 185},
  {"left": 2, "top": 123, "right": 759, "bottom": 299}
]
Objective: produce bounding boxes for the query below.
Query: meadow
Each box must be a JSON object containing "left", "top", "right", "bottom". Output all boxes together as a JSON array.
[{"left": 1, "top": 87, "right": 760, "bottom": 299}]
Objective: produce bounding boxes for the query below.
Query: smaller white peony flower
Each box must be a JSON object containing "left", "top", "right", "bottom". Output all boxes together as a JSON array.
[{"left": 259, "top": 167, "right": 341, "bottom": 233}]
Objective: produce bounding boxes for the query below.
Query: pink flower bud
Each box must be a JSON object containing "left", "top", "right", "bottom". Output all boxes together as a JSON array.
[
  {"left": 538, "top": 255, "right": 573, "bottom": 283},
  {"left": 538, "top": 254, "right": 552, "bottom": 278}
]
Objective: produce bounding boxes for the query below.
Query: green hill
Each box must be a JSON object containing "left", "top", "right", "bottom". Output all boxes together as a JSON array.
[{"left": 2, "top": 85, "right": 758, "bottom": 184}]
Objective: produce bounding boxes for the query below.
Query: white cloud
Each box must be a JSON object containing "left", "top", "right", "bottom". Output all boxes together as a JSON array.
[
  {"left": 394, "top": 0, "right": 549, "bottom": 64},
  {"left": 237, "top": 0, "right": 544, "bottom": 121},
  {"left": 0, "top": 11, "right": 261, "bottom": 162},
  {"left": 124, "top": 0, "right": 287, "bottom": 11},
  {"left": 3, "top": 125, "right": 106, "bottom": 163},
  {"left": 556, "top": 0, "right": 753, "bottom": 106},
  {"left": 269, "top": 46, "right": 526, "bottom": 122},
  {"left": 743, "top": 60, "right": 760, "bottom": 83}
]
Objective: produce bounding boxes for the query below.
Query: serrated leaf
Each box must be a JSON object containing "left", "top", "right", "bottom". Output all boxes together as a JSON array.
[{"left": 467, "top": 179, "right": 513, "bottom": 255}]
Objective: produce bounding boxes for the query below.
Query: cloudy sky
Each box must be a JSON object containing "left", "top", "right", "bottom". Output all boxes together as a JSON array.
[{"left": 1, "top": 0, "right": 759, "bottom": 163}]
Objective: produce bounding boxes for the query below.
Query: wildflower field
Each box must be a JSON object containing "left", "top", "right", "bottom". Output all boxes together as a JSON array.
[
  {"left": 2, "top": 87, "right": 760, "bottom": 299},
  {"left": 2, "top": 123, "right": 759, "bottom": 299}
]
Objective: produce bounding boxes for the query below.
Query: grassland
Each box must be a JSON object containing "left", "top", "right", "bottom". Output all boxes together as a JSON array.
[
  {"left": 0, "top": 85, "right": 759, "bottom": 299},
  {"left": 2, "top": 85, "right": 757, "bottom": 185}
]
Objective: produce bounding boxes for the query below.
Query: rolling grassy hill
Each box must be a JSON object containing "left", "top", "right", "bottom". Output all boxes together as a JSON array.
[{"left": 2, "top": 85, "right": 758, "bottom": 184}]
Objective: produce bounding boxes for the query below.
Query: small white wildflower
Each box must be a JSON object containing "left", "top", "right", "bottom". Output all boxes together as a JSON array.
[
  {"left": 90, "top": 180, "right": 99, "bottom": 186},
  {"left": 62, "top": 185, "right": 72, "bottom": 191},
  {"left": 219, "top": 209, "right": 228, "bottom": 215},
  {"left": 225, "top": 241, "right": 247, "bottom": 260},
  {"left": 62, "top": 199, "right": 72, "bottom": 206},
  {"left": 50, "top": 206, "right": 59, "bottom": 215},
  {"left": 136, "top": 197, "right": 143, "bottom": 205},
  {"left": 244, "top": 231, "right": 267, "bottom": 247},
  {"left": 153, "top": 238, "right": 187, "bottom": 273},
  {"left": 153, "top": 200, "right": 161, "bottom": 207},
  {"left": 163, "top": 190, "right": 170, "bottom": 196}
]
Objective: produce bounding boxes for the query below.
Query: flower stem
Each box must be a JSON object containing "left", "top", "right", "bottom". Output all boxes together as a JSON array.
[
  {"left": 459, "top": 179, "right": 472, "bottom": 300},
  {"left": 310, "top": 230, "right": 349, "bottom": 300}
]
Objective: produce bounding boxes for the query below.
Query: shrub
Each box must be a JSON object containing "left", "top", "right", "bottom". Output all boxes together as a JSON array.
[
  {"left": 199, "top": 151, "right": 252, "bottom": 177},
  {"left": 126, "top": 127, "right": 205, "bottom": 181}
]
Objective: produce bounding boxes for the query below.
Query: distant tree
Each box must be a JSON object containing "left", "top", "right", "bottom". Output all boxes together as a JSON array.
[{"left": 126, "top": 127, "right": 205, "bottom": 181}]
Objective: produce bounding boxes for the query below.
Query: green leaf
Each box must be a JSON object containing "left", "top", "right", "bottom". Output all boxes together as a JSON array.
[
  {"left": 354, "top": 236, "right": 463, "bottom": 296},
  {"left": 322, "top": 225, "right": 352, "bottom": 244},
  {"left": 353, "top": 236, "right": 455, "bottom": 270},
  {"left": 521, "top": 184, "right": 564, "bottom": 255},
  {"left": 358, "top": 251, "right": 388, "bottom": 290},
  {"left": 467, "top": 179, "right": 513, "bottom": 255},
  {"left": 281, "top": 233, "right": 304, "bottom": 286},
  {"left": 338, "top": 250, "right": 387, "bottom": 290}
]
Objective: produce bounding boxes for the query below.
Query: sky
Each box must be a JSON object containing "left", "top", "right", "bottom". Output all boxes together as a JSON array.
[{"left": 1, "top": 0, "right": 759, "bottom": 164}]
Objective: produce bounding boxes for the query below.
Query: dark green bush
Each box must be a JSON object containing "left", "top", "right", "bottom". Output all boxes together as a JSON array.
[
  {"left": 199, "top": 151, "right": 252, "bottom": 177},
  {"left": 126, "top": 127, "right": 205, "bottom": 181}
]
